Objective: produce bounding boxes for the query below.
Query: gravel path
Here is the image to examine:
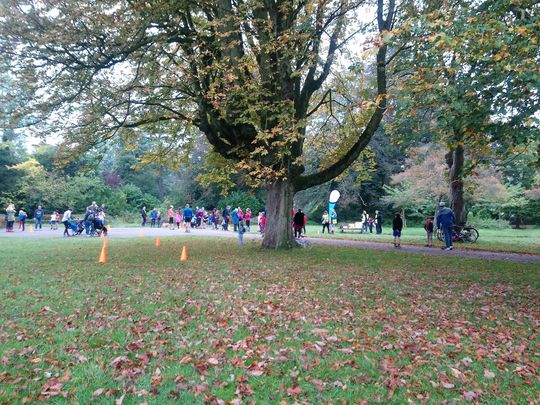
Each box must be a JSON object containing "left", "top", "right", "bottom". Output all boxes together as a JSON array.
[{"left": 1, "top": 226, "right": 539, "bottom": 264}]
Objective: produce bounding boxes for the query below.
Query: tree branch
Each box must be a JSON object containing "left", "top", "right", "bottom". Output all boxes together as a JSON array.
[{"left": 293, "top": 0, "right": 395, "bottom": 192}]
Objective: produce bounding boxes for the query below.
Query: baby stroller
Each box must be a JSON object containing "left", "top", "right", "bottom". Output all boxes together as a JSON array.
[
  {"left": 64, "top": 219, "right": 84, "bottom": 236},
  {"left": 75, "top": 219, "right": 85, "bottom": 235},
  {"left": 91, "top": 219, "right": 108, "bottom": 237}
]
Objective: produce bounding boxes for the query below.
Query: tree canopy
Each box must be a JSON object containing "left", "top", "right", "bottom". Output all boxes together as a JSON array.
[{"left": 1, "top": 0, "right": 398, "bottom": 248}]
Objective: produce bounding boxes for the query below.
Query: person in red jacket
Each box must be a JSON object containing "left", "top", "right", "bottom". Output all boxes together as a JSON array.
[{"left": 424, "top": 216, "right": 434, "bottom": 247}]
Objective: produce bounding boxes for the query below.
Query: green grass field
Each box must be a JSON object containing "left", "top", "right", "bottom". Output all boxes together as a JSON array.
[
  {"left": 304, "top": 225, "right": 540, "bottom": 255},
  {"left": 1, "top": 237, "right": 538, "bottom": 404}
]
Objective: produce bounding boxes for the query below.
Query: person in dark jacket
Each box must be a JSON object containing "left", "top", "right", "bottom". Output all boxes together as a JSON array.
[
  {"left": 34, "top": 205, "right": 44, "bottom": 230},
  {"left": 293, "top": 209, "right": 305, "bottom": 238},
  {"left": 392, "top": 213, "right": 403, "bottom": 248},
  {"left": 375, "top": 210, "right": 383, "bottom": 234},
  {"left": 424, "top": 216, "right": 434, "bottom": 247},
  {"left": 436, "top": 202, "right": 456, "bottom": 251},
  {"left": 140, "top": 206, "right": 147, "bottom": 227},
  {"left": 222, "top": 206, "right": 230, "bottom": 231}
]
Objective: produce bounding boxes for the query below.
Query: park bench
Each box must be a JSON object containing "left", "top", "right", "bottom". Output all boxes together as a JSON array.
[{"left": 339, "top": 222, "right": 363, "bottom": 233}]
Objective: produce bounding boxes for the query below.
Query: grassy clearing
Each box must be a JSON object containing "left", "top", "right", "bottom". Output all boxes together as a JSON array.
[
  {"left": 100, "top": 221, "right": 540, "bottom": 254},
  {"left": 1, "top": 237, "right": 538, "bottom": 404},
  {"left": 304, "top": 225, "right": 540, "bottom": 255}
]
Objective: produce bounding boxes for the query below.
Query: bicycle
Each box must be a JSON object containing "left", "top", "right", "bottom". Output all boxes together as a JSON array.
[{"left": 437, "top": 225, "right": 479, "bottom": 243}]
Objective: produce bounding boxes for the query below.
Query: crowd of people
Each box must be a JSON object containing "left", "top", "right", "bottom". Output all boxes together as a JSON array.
[
  {"left": 4, "top": 204, "right": 63, "bottom": 233},
  {"left": 139, "top": 204, "right": 267, "bottom": 236},
  {"left": 3, "top": 202, "right": 108, "bottom": 237},
  {"left": 4, "top": 200, "right": 457, "bottom": 251}
]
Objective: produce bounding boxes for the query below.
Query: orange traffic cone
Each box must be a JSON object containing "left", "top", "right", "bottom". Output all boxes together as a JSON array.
[
  {"left": 98, "top": 243, "right": 107, "bottom": 264},
  {"left": 180, "top": 245, "right": 187, "bottom": 262},
  {"left": 139, "top": 231, "right": 144, "bottom": 237},
  {"left": 29, "top": 225, "right": 33, "bottom": 233},
  {"left": 155, "top": 237, "right": 161, "bottom": 247}
]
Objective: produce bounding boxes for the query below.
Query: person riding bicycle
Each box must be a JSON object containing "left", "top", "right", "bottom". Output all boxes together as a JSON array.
[{"left": 436, "top": 202, "right": 455, "bottom": 251}]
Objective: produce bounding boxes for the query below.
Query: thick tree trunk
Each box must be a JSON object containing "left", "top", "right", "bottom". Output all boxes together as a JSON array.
[
  {"left": 262, "top": 180, "right": 295, "bottom": 249},
  {"left": 447, "top": 144, "right": 466, "bottom": 225}
]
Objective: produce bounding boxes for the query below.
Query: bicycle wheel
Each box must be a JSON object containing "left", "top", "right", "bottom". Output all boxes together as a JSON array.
[
  {"left": 463, "top": 227, "right": 479, "bottom": 243},
  {"left": 436, "top": 229, "right": 444, "bottom": 242}
]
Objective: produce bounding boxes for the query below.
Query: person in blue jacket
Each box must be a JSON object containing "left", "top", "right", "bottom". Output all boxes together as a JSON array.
[
  {"left": 182, "top": 204, "right": 193, "bottom": 233},
  {"left": 34, "top": 205, "right": 44, "bottom": 230},
  {"left": 232, "top": 208, "right": 239, "bottom": 232},
  {"left": 436, "top": 201, "right": 456, "bottom": 251},
  {"left": 150, "top": 208, "right": 158, "bottom": 227}
]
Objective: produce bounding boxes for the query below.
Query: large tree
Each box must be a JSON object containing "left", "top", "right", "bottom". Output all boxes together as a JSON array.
[
  {"left": 0, "top": 0, "right": 396, "bottom": 248},
  {"left": 388, "top": 0, "right": 539, "bottom": 224}
]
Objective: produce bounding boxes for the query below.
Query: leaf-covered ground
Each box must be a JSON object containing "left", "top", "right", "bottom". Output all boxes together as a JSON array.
[{"left": 1, "top": 237, "right": 538, "bottom": 404}]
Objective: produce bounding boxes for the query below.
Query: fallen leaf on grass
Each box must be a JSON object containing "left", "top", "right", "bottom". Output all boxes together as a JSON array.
[
  {"left": 93, "top": 388, "right": 104, "bottom": 397},
  {"left": 484, "top": 369, "right": 495, "bottom": 379},
  {"left": 441, "top": 382, "right": 455, "bottom": 389},
  {"left": 115, "top": 393, "right": 125, "bottom": 405},
  {"left": 207, "top": 357, "right": 219, "bottom": 366},
  {"left": 311, "top": 379, "right": 325, "bottom": 391},
  {"left": 59, "top": 369, "right": 72, "bottom": 383},
  {"left": 450, "top": 367, "right": 465, "bottom": 381},
  {"left": 461, "top": 357, "right": 473, "bottom": 367},
  {"left": 287, "top": 385, "right": 302, "bottom": 397},
  {"left": 463, "top": 390, "right": 480, "bottom": 401},
  {"left": 39, "top": 378, "right": 65, "bottom": 399}
]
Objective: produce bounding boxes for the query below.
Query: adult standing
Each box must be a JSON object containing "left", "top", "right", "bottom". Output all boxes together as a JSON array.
[
  {"left": 84, "top": 206, "right": 95, "bottom": 236},
  {"left": 62, "top": 208, "right": 72, "bottom": 236},
  {"left": 436, "top": 202, "right": 456, "bottom": 251},
  {"left": 222, "top": 206, "right": 230, "bottom": 231},
  {"left": 293, "top": 209, "right": 305, "bottom": 238},
  {"left": 34, "top": 205, "right": 44, "bottom": 230},
  {"left": 232, "top": 208, "right": 239, "bottom": 232},
  {"left": 375, "top": 210, "right": 383, "bottom": 235},
  {"left": 96, "top": 206, "right": 105, "bottom": 227},
  {"left": 196, "top": 207, "right": 204, "bottom": 228},
  {"left": 150, "top": 208, "right": 157, "bottom": 227},
  {"left": 6, "top": 204, "right": 15, "bottom": 232},
  {"left": 183, "top": 204, "right": 193, "bottom": 233},
  {"left": 245, "top": 208, "right": 252, "bottom": 232},
  {"left": 361, "top": 210, "right": 369, "bottom": 233},
  {"left": 140, "top": 206, "right": 147, "bottom": 227},
  {"left": 321, "top": 210, "right": 330, "bottom": 234},
  {"left": 167, "top": 205, "right": 174, "bottom": 229},
  {"left": 392, "top": 213, "right": 403, "bottom": 248}
]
